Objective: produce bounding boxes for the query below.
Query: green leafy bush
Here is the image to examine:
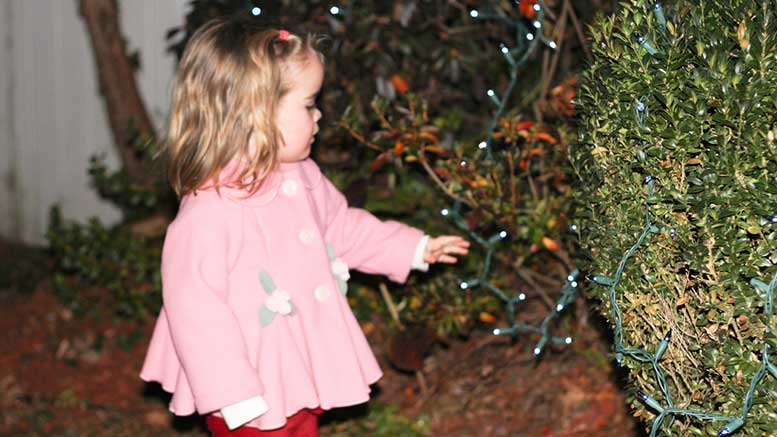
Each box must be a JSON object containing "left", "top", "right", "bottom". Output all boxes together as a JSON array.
[
  {"left": 573, "top": 0, "right": 777, "bottom": 434},
  {"left": 47, "top": 207, "right": 162, "bottom": 320}
]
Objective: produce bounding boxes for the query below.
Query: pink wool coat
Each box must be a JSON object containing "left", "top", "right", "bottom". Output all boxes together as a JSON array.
[{"left": 140, "top": 159, "right": 424, "bottom": 430}]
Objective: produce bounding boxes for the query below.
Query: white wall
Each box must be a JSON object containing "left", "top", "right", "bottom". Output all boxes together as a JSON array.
[
  {"left": 0, "top": 1, "right": 17, "bottom": 239},
  {"left": 0, "top": 0, "right": 188, "bottom": 245}
]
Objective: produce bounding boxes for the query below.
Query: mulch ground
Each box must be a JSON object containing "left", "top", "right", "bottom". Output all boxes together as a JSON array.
[{"left": 0, "top": 242, "right": 642, "bottom": 436}]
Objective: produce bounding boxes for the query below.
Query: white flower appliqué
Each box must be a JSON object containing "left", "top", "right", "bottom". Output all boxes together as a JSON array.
[
  {"left": 324, "top": 243, "right": 349, "bottom": 296},
  {"left": 265, "top": 289, "right": 292, "bottom": 315},
  {"left": 331, "top": 258, "right": 350, "bottom": 282},
  {"left": 259, "top": 270, "right": 296, "bottom": 326}
]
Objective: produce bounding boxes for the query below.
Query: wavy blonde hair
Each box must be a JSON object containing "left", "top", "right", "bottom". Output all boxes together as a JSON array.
[{"left": 165, "top": 17, "right": 324, "bottom": 196}]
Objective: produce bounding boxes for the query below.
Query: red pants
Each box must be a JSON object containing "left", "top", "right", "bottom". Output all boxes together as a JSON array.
[{"left": 206, "top": 409, "right": 322, "bottom": 437}]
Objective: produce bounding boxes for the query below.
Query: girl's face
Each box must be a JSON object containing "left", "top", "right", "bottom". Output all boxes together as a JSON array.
[{"left": 276, "top": 53, "right": 324, "bottom": 163}]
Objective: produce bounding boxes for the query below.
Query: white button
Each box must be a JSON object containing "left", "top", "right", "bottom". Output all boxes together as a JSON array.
[
  {"left": 299, "top": 228, "right": 315, "bottom": 244},
  {"left": 282, "top": 179, "right": 299, "bottom": 196},
  {"left": 314, "top": 285, "right": 331, "bottom": 302}
]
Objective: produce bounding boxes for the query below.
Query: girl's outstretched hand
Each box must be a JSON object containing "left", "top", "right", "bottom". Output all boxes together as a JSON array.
[{"left": 423, "top": 236, "right": 470, "bottom": 264}]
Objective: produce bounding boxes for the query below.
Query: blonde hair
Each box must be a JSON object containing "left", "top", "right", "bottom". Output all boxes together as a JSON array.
[{"left": 164, "top": 17, "right": 324, "bottom": 196}]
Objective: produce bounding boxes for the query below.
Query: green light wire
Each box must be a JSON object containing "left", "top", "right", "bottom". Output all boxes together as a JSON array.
[
  {"left": 589, "top": 176, "right": 777, "bottom": 437},
  {"left": 432, "top": 1, "right": 577, "bottom": 355},
  {"left": 470, "top": 1, "right": 556, "bottom": 161},
  {"left": 441, "top": 200, "right": 578, "bottom": 355}
]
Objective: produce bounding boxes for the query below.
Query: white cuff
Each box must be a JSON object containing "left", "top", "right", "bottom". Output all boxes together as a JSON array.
[
  {"left": 221, "top": 395, "right": 270, "bottom": 430},
  {"left": 411, "top": 235, "right": 430, "bottom": 272}
]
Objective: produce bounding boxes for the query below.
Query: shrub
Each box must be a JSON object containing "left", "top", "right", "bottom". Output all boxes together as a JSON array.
[
  {"left": 47, "top": 207, "right": 162, "bottom": 320},
  {"left": 573, "top": 0, "right": 777, "bottom": 434}
]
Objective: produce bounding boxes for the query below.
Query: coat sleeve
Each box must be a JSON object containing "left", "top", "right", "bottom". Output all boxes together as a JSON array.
[
  {"left": 320, "top": 175, "right": 424, "bottom": 283},
  {"left": 161, "top": 200, "right": 264, "bottom": 414}
]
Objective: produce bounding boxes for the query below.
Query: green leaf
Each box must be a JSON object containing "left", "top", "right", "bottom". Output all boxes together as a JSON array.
[
  {"left": 325, "top": 243, "right": 336, "bottom": 261},
  {"left": 260, "top": 304, "right": 276, "bottom": 327},
  {"left": 259, "top": 270, "right": 277, "bottom": 294}
]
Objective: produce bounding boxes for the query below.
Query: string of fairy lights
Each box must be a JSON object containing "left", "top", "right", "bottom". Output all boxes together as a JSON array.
[
  {"left": 445, "top": 1, "right": 581, "bottom": 355},
  {"left": 582, "top": 2, "right": 777, "bottom": 436},
  {"left": 589, "top": 177, "right": 777, "bottom": 437},
  {"left": 442, "top": 200, "right": 579, "bottom": 354}
]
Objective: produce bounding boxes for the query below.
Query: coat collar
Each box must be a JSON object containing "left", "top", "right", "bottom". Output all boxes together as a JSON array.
[{"left": 194, "top": 158, "right": 323, "bottom": 206}]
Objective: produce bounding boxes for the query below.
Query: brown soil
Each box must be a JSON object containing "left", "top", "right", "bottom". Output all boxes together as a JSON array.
[{"left": 0, "top": 280, "right": 640, "bottom": 436}]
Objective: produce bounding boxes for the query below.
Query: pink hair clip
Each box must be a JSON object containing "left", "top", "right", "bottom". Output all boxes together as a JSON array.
[{"left": 278, "top": 30, "right": 290, "bottom": 40}]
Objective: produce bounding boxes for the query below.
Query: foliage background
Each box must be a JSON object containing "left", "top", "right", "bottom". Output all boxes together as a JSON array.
[{"left": 49, "top": 1, "right": 595, "bottom": 351}]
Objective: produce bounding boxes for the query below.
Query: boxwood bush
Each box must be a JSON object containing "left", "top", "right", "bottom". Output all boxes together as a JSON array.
[{"left": 573, "top": 0, "right": 777, "bottom": 435}]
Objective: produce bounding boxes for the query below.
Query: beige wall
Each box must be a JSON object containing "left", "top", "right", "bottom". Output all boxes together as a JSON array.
[{"left": 0, "top": 0, "right": 187, "bottom": 245}]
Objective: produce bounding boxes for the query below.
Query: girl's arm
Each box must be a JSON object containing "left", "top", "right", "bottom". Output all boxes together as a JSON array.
[
  {"left": 321, "top": 176, "right": 468, "bottom": 282},
  {"left": 321, "top": 175, "right": 423, "bottom": 283},
  {"left": 161, "top": 201, "right": 264, "bottom": 415}
]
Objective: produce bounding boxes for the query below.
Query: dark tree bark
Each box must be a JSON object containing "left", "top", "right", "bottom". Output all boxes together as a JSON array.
[{"left": 79, "top": 0, "right": 156, "bottom": 186}]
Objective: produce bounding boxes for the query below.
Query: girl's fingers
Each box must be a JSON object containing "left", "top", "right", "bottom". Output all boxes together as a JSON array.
[
  {"left": 430, "top": 236, "right": 469, "bottom": 249},
  {"left": 438, "top": 255, "right": 458, "bottom": 263},
  {"left": 442, "top": 236, "right": 469, "bottom": 246},
  {"left": 424, "top": 236, "right": 470, "bottom": 263},
  {"left": 435, "top": 235, "right": 464, "bottom": 243}
]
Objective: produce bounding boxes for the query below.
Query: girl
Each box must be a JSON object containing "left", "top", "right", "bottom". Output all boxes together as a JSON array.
[{"left": 140, "top": 16, "right": 469, "bottom": 436}]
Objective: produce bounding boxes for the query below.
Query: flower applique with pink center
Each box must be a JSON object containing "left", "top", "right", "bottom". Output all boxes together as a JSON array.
[
  {"left": 331, "top": 259, "right": 350, "bottom": 282},
  {"left": 258, "top": 270, "right": 295, "bottom": 327},
  {"left": 265, "top": 290, "right": 292, "bottom": 315}
]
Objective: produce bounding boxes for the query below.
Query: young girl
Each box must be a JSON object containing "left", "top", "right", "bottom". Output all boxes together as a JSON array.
[{"left": 140, "top": 16, "right": 469, "bottom": 436}]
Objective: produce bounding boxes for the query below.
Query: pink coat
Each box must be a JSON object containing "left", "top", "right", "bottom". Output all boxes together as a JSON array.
[{"left": 140, "top": 159, "right": 423, "bottom": 430}]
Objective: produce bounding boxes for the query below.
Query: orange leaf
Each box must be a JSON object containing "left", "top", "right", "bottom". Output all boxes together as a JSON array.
[
  {"left": 519, "top": 0, "right": 537, "bottom": 19},
  {"left": 534, "top": 132, "right": 558, "bottom": 144},
  {"left": 516, "top": 121, "right": 535, "bottom": 130},
  {"left": 519, "top": 158, "right": 529, "bottom": 170},
  {"left": 369, "top": 152, "right": 389, "bottom": 172},
  {"left": 424, "top": 145, "right": 447, "bottom": 155},
  {"left": 479, "top": 312, "right": 496, "bottom": 323},
  {"left": 394, "top": 140, "right": 405, "bottom": 155},
  {"left": 434, "top": 167, "right": 450, "bottom": 178},
  {"left": 391, "top": 74, "right": 409, "bottom": 94},
  {"left": 419, "top": 132, "right": 440, "bottom": 144},
  {"left": 542, "top": 236, "right": 560, "bottom": 251},
  {"left": 553, "top": 173, "right": 566, "bottom": 191},
  {"left": 528, "top": 147, "right": 544, "bottom": 156}
]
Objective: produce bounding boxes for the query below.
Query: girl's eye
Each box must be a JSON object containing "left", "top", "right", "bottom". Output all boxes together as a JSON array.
[{"left": 306, "top": 105, "right": 316, "bottom": 111}]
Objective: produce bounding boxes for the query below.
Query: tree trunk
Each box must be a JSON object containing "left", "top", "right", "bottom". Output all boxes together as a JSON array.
[{"left": 79, "top": 0, "right": 156, "bottom": 186}]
